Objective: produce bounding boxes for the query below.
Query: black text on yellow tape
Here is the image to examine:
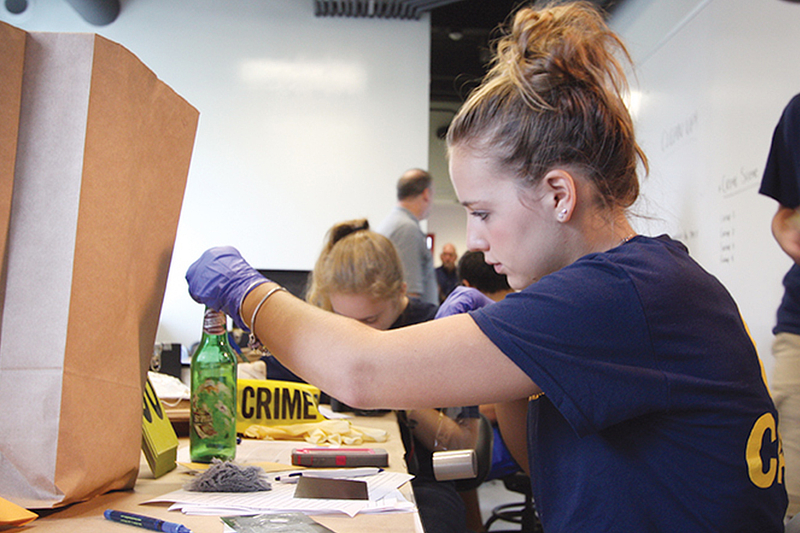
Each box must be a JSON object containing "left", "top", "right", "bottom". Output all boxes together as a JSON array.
[{"left": 236, "top": 378, "right": 323, "bottom": 433}]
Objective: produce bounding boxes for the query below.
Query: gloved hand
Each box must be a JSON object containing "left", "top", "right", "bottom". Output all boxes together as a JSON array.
[
  {"left": 435, "top": 286, "right": 494, "bottom": 319},
  {"left": 186, "top": 246, "right": 269, "bottom": 330}
]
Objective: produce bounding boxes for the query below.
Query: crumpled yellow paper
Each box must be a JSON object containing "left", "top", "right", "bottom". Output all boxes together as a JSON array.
[{"left": 243, "top": 418, "right": 388, "bottom": 445}]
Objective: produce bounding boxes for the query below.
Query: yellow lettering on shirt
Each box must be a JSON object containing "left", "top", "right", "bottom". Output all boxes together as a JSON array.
[{"left": 746, "top": 412, "right": 784, "bottom": 488}]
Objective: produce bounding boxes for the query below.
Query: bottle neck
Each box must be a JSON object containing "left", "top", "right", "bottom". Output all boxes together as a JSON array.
[{"left": 202, "top": 308, "right": 227, "bottom": 337}]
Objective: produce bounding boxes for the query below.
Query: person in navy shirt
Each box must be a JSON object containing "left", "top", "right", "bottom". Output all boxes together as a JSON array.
[
  {"left": 759, "top": 93, "right": 800, "bottom": 519},
  {"left": 186, "top": 2, "right": 787, "bottom": 530}
]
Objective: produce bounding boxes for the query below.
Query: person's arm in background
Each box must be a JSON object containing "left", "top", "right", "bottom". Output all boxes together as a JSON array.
[
  {"left": 772, "top": 205, "right": 800, "bottom": 263},
  {"left": 494, "top": 398, "right": 530, "bottom": 475},
  {"left": 479, "top": 403, "right": 496, "bottom": 423},
  {"left": 406, "top": 408, "right": 479, "bottom": 451}
]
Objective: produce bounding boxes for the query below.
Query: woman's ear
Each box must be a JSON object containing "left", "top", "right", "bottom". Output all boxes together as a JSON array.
[{"left": 542, "top": 169, "right": 577, "bottom": 223}]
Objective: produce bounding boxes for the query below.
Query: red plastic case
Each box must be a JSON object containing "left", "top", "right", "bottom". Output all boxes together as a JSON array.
[{"left": 291, "top": 447, "right": 389, "bottom": 467}]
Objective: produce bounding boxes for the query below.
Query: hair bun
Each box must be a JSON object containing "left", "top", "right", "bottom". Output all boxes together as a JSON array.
[
  {"left": 447, "top": 1, "right": 646, "bottom": 212},
  {"left": 493, "top": 2, "right": 628, "bottom": 109},
  {"left": 329, "top": 219, "right": 370, "bottom": 247}
]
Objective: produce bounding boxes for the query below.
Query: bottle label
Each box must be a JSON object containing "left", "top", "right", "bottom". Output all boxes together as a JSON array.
[
  {"left": 203, "top": 308, "right": 227, "bottom": 336},
  {"left": 192, "top": 377, "right": 236, "bottom": 440}
]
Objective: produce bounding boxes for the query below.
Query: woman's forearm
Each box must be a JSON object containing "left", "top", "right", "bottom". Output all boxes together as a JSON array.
[
  {"left": 772, "top": 205, "right": 800, "bottom": 263},
  {"left": 241, "top": 282, "right": 540, "bottom": 410},
  {"left": 406, "top": 408, "right": 479, "bottom": 451}
]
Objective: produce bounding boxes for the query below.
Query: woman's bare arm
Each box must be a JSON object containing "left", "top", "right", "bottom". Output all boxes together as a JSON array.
[
  {"left": 406, "top": 409, "right": 479, "bottom": 451},
  {"left": 243, "top": 282, "right": 540, "bottom": 410}
]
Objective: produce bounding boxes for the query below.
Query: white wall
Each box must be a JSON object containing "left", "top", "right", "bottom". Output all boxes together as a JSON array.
[
  {"left": 610, "top": 0, "right": 800, "bottom": 380},
  {"left": 2, "top": 0, "right": 431, "bottom": 347},
  {"left": 428, "top": 101, "right": 466, "bottom": 266}
]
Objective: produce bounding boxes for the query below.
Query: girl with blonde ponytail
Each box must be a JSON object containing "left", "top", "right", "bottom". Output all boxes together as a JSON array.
[{"left": 188, "top": 3, "right": 788, "bottom": 529}]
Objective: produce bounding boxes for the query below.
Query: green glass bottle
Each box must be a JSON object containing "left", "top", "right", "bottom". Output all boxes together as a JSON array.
[{"left": 190, "top": 307, "right": 238, "bottom": 463}]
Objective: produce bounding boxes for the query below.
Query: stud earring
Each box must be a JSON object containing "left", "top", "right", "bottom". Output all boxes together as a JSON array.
[{"left": 557, "top": 208, "right": 568, "bottom": 221}]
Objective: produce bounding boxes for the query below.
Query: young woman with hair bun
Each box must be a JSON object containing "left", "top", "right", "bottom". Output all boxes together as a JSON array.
[{"left": 187, "top": 2, "right": 787, "bottom": 529}]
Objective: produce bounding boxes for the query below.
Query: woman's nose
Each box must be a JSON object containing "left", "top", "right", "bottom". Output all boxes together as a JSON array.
[{"left": 466, "top": 227, "right": 488, "bottom": 252}]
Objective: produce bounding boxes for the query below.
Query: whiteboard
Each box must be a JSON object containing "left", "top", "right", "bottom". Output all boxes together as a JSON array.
[
  {"left": 625, "top": 0, "right": 800, "bottom": 378},
  {"left": 1, "top": 0, "right": 431, "bottom": 347}
]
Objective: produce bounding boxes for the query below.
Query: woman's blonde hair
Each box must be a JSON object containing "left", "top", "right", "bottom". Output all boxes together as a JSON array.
[
  {"left": 305, "top": 219, "right": 405, "bottom": 311},
  {"left": 447, "top": 1, "right": 647, "bottom": 210}
]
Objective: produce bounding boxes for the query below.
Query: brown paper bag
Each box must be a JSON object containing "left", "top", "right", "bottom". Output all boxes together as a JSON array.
[
  {"left": 0, "top": 22, "right": 199, "bottom": 509},
  {"left": 0, "top": 22, "right": 26, "bottom": 327}
]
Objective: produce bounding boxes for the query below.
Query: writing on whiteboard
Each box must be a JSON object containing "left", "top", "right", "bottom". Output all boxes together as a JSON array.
[
  {"left": 720, "top": 210, "right": 736, "bottom": 264},
  {"left": 718, "top": 167, "right": 759, "bottom": 198},
  {"left": 661, "top": 111, "right": 699, "bottom": 152},
  {"left": 672, "top": 228, "right": 699, "bottom": 243}
]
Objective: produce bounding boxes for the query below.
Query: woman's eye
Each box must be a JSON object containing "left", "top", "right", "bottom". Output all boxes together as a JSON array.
[{"left": 471, "top": 211, "right": 489, "bottom": 221}]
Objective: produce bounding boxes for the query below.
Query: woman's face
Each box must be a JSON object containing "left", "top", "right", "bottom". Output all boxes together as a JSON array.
[
  {"left": 449, "top": 145, "right": 564, "bottom": 290},
  {"left": 329, "top": 292, "right": 404, "bottom": 331}
]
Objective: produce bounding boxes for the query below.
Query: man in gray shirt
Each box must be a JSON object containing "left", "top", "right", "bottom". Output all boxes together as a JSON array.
[{"left": 377, "top": 169, "right": 438, "bottom": 306}]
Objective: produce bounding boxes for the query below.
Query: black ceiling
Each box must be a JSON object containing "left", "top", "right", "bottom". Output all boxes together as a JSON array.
[{"left": 429, "top": 0, "right": 623, "bottom": 102}]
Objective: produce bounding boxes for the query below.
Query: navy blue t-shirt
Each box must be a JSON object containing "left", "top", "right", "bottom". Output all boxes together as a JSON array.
[
  {"left": 391, "top": 297, "right": 438, "bottom": 328},
  {"left": 471, "top": 235, "right": 787, "bottom": 531}
]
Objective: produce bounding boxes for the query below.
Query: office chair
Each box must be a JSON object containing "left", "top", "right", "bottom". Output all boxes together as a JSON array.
[{"left": 484, "top": 471, "right": 543, "bottom": 533}]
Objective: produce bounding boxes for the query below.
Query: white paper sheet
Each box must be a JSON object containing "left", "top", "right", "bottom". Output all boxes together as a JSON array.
[{"left": 145, "top": 470, "right": 415, "bottom": 517}]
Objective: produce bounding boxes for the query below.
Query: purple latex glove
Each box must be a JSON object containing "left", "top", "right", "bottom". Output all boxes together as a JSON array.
[
  {"left": 186, "top": 246, "right": 269, "bottom": 330},
  {"left": 435, "top": 286, "right": 494, "bottom": 319}
]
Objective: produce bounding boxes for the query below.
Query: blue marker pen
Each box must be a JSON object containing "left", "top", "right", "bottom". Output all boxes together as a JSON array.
[{"left": 104, "top": 510, "right": 192, "bottom": 533}]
